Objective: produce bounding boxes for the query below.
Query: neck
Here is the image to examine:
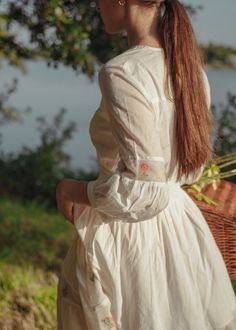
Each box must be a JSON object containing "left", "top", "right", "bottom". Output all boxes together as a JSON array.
[{"left": 124, "top": 2, "right": 162, "bottom": 48}]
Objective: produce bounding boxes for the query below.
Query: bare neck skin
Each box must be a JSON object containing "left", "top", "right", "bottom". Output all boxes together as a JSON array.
[
  {"left": 125, "top": 1, "right": 162, "bottom": 48},
  {"left": 96, "top": 0, "right": 162, "bottom": 48}
]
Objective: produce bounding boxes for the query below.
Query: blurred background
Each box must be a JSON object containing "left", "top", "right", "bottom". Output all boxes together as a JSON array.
[{"left": 0, "top": 0, "right": 235, "bottom": 329}]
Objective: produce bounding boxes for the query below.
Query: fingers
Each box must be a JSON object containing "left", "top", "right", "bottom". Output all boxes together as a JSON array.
[
  {"left": 56, "top": 195, "right": 74, "bottom": 224},
  {"left": 56, "top": 179, "right": 79, "bottom": 224}
]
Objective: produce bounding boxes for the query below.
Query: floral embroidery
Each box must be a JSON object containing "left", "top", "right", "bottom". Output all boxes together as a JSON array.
[
  {"left": 139, "top": 162, "right": 149, "bottom": 177},
  {"left": 101, "top": 314, "right": 116, "bottom": 328}
]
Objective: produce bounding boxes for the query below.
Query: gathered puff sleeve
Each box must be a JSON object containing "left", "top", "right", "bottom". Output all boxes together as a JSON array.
[{"left": 86, "top": 63, "right": 170, "bottom": 222}]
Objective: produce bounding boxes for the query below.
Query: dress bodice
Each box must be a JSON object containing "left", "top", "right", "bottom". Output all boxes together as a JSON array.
[{"left": 89, "top": 46, "right": 210, "bottom": 186}]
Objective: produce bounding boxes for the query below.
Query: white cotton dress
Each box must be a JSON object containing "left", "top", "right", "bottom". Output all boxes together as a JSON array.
[{"left": 57, "top": 45, "right": 236, "bottom": 330}]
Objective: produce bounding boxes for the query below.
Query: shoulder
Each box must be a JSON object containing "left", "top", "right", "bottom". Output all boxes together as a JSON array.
[
  {"left": 104, "top": 48, "right": 143, "bottom": 69},
  {"left": 99, "top": 54, "right": 137, "bottom": 81},
  {"left": 98, "top": 50, "right": 156, "bottom": 99},
  {"left": 98, "top": 48, "right": 153, "bottom": 85}
]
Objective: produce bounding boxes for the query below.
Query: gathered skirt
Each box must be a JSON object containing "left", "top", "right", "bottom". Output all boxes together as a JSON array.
[{"left": 57, "top": 188, "right": 236, "bottom": 330}]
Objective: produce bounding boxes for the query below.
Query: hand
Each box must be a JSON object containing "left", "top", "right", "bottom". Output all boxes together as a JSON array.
[
  {"left": 56, "top": 179, "right": 91, "bottom": 223},
  {"left": 56, "top": 178, "right": 79, "bottom": 224},
  {"left": 56, "top": 193, "right": 75, "bottom": 224},
  {"left": 56, "top": 178, "right": 90, "bottom": 224}
]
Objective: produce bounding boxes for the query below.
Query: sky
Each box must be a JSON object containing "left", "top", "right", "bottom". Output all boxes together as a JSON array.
[{"left": 185, "top": 0, "right": 235, "bottom": 47}]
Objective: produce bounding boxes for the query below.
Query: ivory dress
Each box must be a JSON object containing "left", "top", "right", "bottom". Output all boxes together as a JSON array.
[{"left": 57, "top": 45, "right": 236, "bottom": 330}]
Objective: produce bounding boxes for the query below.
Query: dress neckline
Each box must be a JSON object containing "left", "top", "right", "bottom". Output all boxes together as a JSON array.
[{"left": 127, "top": 44, "right": 164, "bottom": 51}]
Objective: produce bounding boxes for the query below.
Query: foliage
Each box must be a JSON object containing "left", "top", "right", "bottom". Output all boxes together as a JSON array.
[
  {"left": 0, "top": 77, "right": 31, "bottom": 144},
  {"left": 183, "top": 152, "right": 236, "bottom": 204},
  {"left": 0, "top": 0, "right": 231, "bottom": 130},
  {"left": 183, "top": 92, "right": 236, "bottom": 202},
  {"left": 0, "top": 1, "right": 202, "bottom": 77},
  {"left": 0, "top": 106, "right": 98, "bottom": 209},
  {"left": 0, "top": 107, "right": 94, "bottom": 209},
  {"left": 212, "top": 92, "right": 236, "bottom": 155},
  {"left": 203, "top": 42, "right": 236, "bottom": 66}
]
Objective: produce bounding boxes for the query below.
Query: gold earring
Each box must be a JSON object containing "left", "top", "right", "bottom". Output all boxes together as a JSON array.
[{"left": 118, "top": 0, "right": 126, "bottom": 6}]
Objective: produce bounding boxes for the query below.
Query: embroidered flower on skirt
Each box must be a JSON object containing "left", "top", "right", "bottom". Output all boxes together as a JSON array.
[
  {"left": 101, "top": 314, "right": 116, "bottom": 328},
  {"left": 139, "top": 162, "right": 149, "bottom": 177}
]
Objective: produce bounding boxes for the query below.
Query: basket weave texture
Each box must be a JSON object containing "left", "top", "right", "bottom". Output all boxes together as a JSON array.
[{"left": 190, "top": 179, "right": 236, "bottom": 280}]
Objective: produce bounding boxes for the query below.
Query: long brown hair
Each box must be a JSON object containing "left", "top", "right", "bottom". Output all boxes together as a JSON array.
[{"left": 144, "top": 0, "right": 214, "bottom": 181}]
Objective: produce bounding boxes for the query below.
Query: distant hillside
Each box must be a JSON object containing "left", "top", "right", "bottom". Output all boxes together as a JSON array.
[{"left": 202, "top": 42, "right": 236, "bottom": 69}]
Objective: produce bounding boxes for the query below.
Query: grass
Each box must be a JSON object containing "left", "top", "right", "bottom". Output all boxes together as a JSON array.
[
  {"left": 0, "top": 197, "right": 74, "bottom": 272},
  {"left": 0, "top": 263, "right": 57, "bottom": 329},
  {"left": 0, "top": 196, "right": 74, "bottom": 329}
]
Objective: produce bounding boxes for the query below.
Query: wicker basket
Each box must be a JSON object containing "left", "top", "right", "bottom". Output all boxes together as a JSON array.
[{"left": 189, "top": 179, "right": 236, "bottom": 280}]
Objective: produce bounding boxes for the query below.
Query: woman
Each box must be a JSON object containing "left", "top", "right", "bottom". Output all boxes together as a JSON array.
[{"left": 56, "top": 0, "right": 236, "bottom": 329}]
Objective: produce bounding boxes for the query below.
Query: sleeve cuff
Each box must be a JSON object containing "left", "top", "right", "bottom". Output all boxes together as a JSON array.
[{"left": 87, "top": 180, "right": 97, "bottom": 208}]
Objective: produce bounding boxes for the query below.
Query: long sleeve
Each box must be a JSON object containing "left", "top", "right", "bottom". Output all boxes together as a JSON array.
[{"left": 86, "top": 63, "right": 170, "bottom": 222}]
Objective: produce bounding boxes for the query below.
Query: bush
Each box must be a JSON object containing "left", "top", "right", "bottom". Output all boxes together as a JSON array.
[{"left": 0, "top": 108, "right": 99, "bottom": 209}]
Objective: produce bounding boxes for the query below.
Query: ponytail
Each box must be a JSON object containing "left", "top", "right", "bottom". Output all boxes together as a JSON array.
[{"left": 154, "top": 0, "right": 214, "bottom": 181}]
